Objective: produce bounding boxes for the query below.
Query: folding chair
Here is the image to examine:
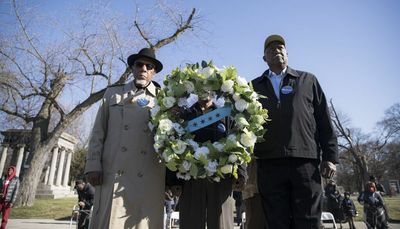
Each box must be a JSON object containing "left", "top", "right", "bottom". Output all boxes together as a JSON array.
[
  {"left": 321, "top": 212, "right": 338, "bottom": 229},
  {"left": 169, "top": 211, "right": 179, "bottom": 228}
]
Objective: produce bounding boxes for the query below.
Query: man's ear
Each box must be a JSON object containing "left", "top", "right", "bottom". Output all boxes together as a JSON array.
[{"left": 263, "top": 55, "right": 266, "bottom": 62}]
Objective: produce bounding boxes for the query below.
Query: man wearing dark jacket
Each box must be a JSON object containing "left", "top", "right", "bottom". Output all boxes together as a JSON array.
[
  {"left": 251, "top": 34, "right": 338, "bottom": 229},
  {"left": 75, "top": 180, "right": 95, "bottom": 229},
  {"left": 0, "top": 166, "right": 20, "bottom": 229}
]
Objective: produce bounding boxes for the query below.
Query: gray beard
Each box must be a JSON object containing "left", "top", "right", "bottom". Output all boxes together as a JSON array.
[{"left": 134, "top": 79, "right": 148, "bottom": 88}]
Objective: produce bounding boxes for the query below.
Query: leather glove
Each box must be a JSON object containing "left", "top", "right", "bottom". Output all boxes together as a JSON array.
[
  {"left": 320, "top": 161, "right": 336, "bottom": 179},
  {"left": 85, "top": 171, "right": 103, "bottom": 186}
]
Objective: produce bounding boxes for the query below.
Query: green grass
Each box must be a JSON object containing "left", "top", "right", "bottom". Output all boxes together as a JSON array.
[
  {"left": 11, "top": 197, "right": 77, "bottom": 219},
  {"left": 352, "top": 195, "right": 400, "bottom": 221}
]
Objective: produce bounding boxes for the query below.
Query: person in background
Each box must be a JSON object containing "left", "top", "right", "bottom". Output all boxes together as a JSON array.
[
  {"left": 341, "top": 191, "right": 358, "bottom": 229},
  {"left": 75, "top": 180, "right": 95, "bottom": 229},
  {"left": 233, "top": 191, "right": 243, "bottom": 227},
  {"left": 0, "top": 166, "right": 20, "bottom": 229},
  {"left": 358, "top": 181, "right": 389, "bottom": 229},
  {"left": 251, "top": 34, "right": 339, "bottom": 229},
  {"left": 85, "top": 48, "right": 165, "bottom": 229}
]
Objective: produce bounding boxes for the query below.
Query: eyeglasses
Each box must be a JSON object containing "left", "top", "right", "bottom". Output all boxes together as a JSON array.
[{"left": 134, "top": 61, "right": 155, "bottom": 70}]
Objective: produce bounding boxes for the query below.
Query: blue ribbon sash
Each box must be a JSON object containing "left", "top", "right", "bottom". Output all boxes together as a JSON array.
[{"left": 185, "top": 106, "right": 232, "bottom": 133}]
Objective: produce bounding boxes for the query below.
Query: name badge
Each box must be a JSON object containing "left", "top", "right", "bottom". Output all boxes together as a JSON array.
[{"left": 281, "top": 85, "right": 293, "bottom": 94}]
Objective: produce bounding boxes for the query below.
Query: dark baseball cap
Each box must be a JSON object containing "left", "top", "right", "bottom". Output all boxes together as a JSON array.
[{"left": 264, "top": 34, "right": 285, "bottom": 50}]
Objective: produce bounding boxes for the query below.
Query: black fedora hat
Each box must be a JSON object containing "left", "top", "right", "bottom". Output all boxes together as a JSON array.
[{"left": 127, "top": 48, "right": 163, "bottom": 73}]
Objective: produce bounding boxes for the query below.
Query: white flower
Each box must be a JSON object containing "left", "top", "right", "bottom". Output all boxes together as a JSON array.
[
  {"left": 228, "top": 154, "right": 238, "bottom": 163},
  {"left": 162, "top": 151, "right": 174, "bottom": 162},
  {"left": 182, "top": 160, "right": 192, "bottom": 171},
  {"left": 153, "top": 141, "right": 163, "bottom": 153},
  {"left": 212, "top": 95, "right": 226, "bottom": 108},
  {"left": 235, "top": 115, "right": 250, "bottom": 128},
  {"left": 172, "top": 140, "right": 187, "bottom": 154},
  {"left": 235, "top": 99, "right": 249, "bottom": 112},
  {"left": 213, "top": 142, "right": 224, "bottom": 152},
  {"left": 162, "top": 97, "right": 176, "bottom": 108},
  {"left": 194, "top": 146, "right": 209, "bottom": 160},
  {"left": 158, "top": 119, "right": 173, "bottom": 134},
  {"left": 232, "top": 93, "right": 241, "bottom": 101},
  {"left": 221, "top": 80, "right": 234, "bottom": 94},
  {"left": 220, "top": 164, "right": 233, "bottom": 174},
  {"left": 237, "top": 76, "right": 248, "bottom": 87},
  {"left": 186, "top": 93, "right": 199, "bottom": 108},
  {"left": 198, "top": 66, "right": 214, "bottom": 78},
  {"left": 177, "top": 172, "right": 191, "bottom": 180},
  {"left": 184, "top": 81, "right": 195, "bottom": 93},
  {"left": 227, "top": 134, "right": 237, "bottom": 142},
  {"left": 172, "top": 123, "right": 185, "bottom": 136},
  {"left": 150, "top": 104, "right": 160, "bottom": 117},
  {"left": 204, "top": 160, "right": 218, "bottom": 174},
  {"left": 187, "top": 139, "right": 199, "bottom": 151},
  {"left": 240, "top": 131, "right": 257, "bottom": 147}
]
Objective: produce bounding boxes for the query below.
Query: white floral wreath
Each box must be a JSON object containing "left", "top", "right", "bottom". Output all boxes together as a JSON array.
[{"left": 149, "top": 61, "right": 268, "bottom": 181}]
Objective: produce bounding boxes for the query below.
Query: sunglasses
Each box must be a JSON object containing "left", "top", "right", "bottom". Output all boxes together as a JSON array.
[{"left": 134, "top": 61, "right": 155, "bottom": 70}]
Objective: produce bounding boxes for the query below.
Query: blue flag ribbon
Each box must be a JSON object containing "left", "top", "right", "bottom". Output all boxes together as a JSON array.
[{"left": 185, "top": 106, "right": 232, "bottom": 133}]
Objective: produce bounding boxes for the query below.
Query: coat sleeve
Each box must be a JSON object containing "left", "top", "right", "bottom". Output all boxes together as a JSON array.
[
  {"left": 312, "top": 77, "right": 339, "bottom": 163},
  {"left": 11, "top": 178, "right": 20, "bottom": 204},
  {"left": 85, "top": 89, "right": 111, "bottom": 174}
]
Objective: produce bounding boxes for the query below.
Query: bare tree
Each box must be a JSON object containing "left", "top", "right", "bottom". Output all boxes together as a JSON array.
[
  {"left": 378, "top": 103, "right": 400, "bottom": 140},
  {"left": 330, "top": 100, "right": 388, "bottom": 191},
  {"left": 0, "top": 0, "right": 198, "bottom": 206}
]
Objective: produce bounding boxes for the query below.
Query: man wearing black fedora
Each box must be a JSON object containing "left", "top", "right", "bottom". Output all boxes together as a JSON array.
[{"left": 85, "top": 48, "right": 166, "bottom": 229}]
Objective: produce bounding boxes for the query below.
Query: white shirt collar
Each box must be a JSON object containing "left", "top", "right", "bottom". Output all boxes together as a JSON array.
[{"left": 268, "top": 67, "right": 287, "bottom": 78}]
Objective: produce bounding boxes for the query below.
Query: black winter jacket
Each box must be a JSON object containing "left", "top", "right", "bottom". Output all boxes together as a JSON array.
[{"left": 251, "top": 66, "right": 338, "bottom": 163}]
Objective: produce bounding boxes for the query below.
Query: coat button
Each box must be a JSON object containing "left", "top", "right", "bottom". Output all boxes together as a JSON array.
[
  {"left": 141, "top": 150, "right": 146, "bottom": 155},
  {"left": 124, "top": 125, "right": 129, "bottom": 130},
  {"left": 137, "top": 172, "right": 143, "bottom": 178},
  {"left": 121, "top": 146, "right": 127, "bottom": 152}
]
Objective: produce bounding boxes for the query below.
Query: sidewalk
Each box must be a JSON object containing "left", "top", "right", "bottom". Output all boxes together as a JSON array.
[{"left": 7, "top": 219, "right": 400, "bottom": 229}]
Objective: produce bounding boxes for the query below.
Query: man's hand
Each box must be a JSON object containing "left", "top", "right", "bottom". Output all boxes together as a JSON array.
[
  {"left": 78, "top": 201, "right": 85, "bottom": 208},
  {"left": 320, "top": 161, "right": 336, "bottom": 179},
  {"left": 233, "top": 177, "right": 246, "bottom": 191},
  {"left": 85, "top": 171, "right": 103, "bottom": 186}
]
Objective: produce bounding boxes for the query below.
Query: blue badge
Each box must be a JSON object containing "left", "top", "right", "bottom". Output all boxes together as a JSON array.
[
  {"left": 137, "top": 98, "right": 149, "bottom": 107},
  {"left": 217, "top": 123, "right": 226, "bottom": 133},
  {"left": 281, "top": 85, "right": 293, "bottom": 94}
]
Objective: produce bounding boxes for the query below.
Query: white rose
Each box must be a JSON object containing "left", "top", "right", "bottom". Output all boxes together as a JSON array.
[
  {"left": 162, "top": 151, "right": 174, "bottom": 162},
  {"left": 194, "top": 146, "right": 209, "bottom": 160},
  {"left": 198, "top": 66, "right": 214, "bottom": 78},
  {"left": 232, "top": 93, "right": 241, "bottom": 101},
  {"left": 220, "top": 164, "right": 233, "bottom": 174},
  {"left": 237, "top": 76, "right": 248, "bottom": 87},
  {"left": 212, "top": 95, "right": 225, "bottom": 108},
  {"left": 178, "top": 98, "right": 188, "bottom": 107},
  {"left": 187, "top": 139, "right": 199, "bottom": 151},
  {"left": 177, "top": 172, "right": 191, "bottom": 181},
  {"left": 235, "top": 99, "right": 249, "bottom": 112},
  {"left": 228, "top": 154, "right": 238, "bottom": 163},
  {"left": 221, "top": 80, "right": 234, "bottom": 94},
  {"left": 158, "top": 119, "right": 173, "bottom": 134},
  {"left": 172, "top": 123, "right": 185, "bottom": 136},
  {"left": 162, "top": 97, "right": 176, "bottom": 109},
  {"left": 153, "top": 141, "right": 163, "bottom": 153},
  {"left": 184, "top": 81, "right": 195, "bottom": 93},
  {"left": 204, "top": 160, "right": 218, "bottom": 174},
  {"left": 172, "top": 140, "right": 187, "bottom": 154},
  {"left": 213, "top": 177, "right": 221, "bottom": 182},
  {"left": 212, "top": 142, "right": 224, "bottom": 152},
  {"left": 182, "top": 160, "right": 192, "bottom": 171},
  {"left": 150, "top": 104, "right": 160, "bottom": 117},
  {"left": 240, "top": 131, "right": 257, "bottom": 147},
  {"left": 235, "top": 115, "right": 250, "bottom": 128}
]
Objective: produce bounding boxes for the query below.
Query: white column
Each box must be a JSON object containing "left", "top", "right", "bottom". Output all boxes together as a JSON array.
[
  {"left": 15, "top": 145, "right": 25, "bottom": 177},
  {"left": 62, "top": 151, "right": 72, "bottom": 186},
  {"left": 44, "top": 166, "right": 50, "bottom": 185},
  {"left": 56, "top": 147, "right": 66, "bottom": 186},
  {"left": 0, "top": 145, "right": 9, "bottom": 175},
  {"left": 47, "top": 147, "right": 59, "bottom": 186}
]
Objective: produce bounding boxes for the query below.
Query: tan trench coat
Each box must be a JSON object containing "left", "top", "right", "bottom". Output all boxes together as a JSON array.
[{"left": 85, "top": 81, "right": 165, "bottom": 229}]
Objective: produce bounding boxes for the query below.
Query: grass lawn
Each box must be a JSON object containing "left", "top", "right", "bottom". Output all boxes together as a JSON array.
[
  {"left": 9, "top": 195, "right": 400, "bottom": 221},
  {"left": 11, "top": 197, "right": 77, "bottom": 220}
]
